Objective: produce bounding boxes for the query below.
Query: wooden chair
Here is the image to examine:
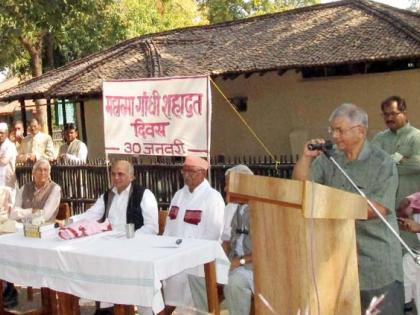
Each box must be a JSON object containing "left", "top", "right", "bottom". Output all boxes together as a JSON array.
[
  {"left": 158, "top": 210, "right": 168, "bottom": 235},
  {"left": 56, "top": 202, "right": 71, "bottom": 221}
]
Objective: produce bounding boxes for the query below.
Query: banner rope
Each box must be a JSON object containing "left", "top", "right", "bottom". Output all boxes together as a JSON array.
[{"left": 210, "top": 78, "right": 280, "bottom": 170}]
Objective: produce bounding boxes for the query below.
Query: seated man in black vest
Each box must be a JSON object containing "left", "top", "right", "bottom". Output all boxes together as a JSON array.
[{"left": 68, "top": 159, "right": 159, "bottom": 315}]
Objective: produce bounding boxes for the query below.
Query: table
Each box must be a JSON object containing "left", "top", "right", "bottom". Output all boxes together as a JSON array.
[{"left": 0, "top": 230, "right": 230, "bottom": 314}]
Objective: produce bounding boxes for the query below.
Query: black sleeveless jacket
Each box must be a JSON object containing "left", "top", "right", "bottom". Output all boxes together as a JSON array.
[{"left": 100, "top": 183, "right": 145, "bottom": 230}]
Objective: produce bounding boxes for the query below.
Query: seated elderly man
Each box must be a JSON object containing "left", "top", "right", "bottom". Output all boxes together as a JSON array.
[
  {"left": 68, "top": 160, "right": 158, "bottom": 315},
  {"left": 0, "top": 186, "right": 16, "bottom": 308},
  {"left": 5, "top": 159, "right": 61, "bottom": 308},
  {"left": 189, "top": 164, "right": 254, "bottom": 315},
  {"left": 162, "top": 156, "right": 225, "bottom": 314},
  {"left": 10, "top": 159, "right": 61, "bottom": 222}
]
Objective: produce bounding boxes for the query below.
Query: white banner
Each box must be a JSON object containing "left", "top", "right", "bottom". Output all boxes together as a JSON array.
[{"left": 102, "top": 76, "right": 211, "bottom": 157}]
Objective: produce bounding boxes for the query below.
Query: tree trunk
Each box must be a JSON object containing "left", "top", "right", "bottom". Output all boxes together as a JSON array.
[
  {"left": 19, "top": 32, "right": 48, "bottom": 133},
  {"left": 44, "top": 31, "right": 55, "bottom": 71}
]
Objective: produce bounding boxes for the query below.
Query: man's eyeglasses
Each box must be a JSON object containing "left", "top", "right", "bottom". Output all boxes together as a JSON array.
[
  {"left": 328, "top": 125, "right": 360, "bottom": 136},
  {"left": 180, "top": 168, "right": 202, "bottom": 176},
  {"left": 381, "top": 111, "right": 404, "bottom": 118}
]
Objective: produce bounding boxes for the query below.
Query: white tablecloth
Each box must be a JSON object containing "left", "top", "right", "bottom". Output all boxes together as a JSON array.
[{"left": 0, "top": 231, "right": 230, "bottom": 313}]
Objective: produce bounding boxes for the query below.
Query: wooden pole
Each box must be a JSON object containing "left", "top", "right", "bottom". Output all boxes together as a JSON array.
[
  {"left": 204, "top": 261, "right": 220, "bottom": 315},
  {"left": 61, "top": 99, "right": 67, "bottom": 125},
  {"left": 20, "top": 99, "right": 27, "bottom": 136},
  {"left": 47, "top": 99, "right": 53, "bottom": 135},
  {"left": 79, "top": 101, "right": 87, "bottom": 144}
]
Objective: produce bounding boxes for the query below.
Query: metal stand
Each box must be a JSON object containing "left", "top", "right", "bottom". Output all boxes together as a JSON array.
[{"left": 324, "top": 149, "right": 420, "bottom": 265}]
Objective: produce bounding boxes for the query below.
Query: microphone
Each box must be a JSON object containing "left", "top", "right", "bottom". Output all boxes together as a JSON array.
[{"left": 307, "top": 140, "right": 333, "bottom": 151}]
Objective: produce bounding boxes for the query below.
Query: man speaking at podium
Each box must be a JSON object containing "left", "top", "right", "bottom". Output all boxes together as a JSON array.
[{"left": 292, "top": 103, "right": 404, "bottom": 315}]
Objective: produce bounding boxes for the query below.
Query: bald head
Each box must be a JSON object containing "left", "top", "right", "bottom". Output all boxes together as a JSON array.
[{"left": 111, "top": 160, "right": 135, "bottom": 193}]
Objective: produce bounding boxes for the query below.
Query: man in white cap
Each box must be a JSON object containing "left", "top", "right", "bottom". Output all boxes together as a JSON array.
[
  {"left": 189, "top": 164, "right": 255, "bottom": 315},
  {"left": 0, "top": 122, "right": 17, "bottom": 190},
  {"left": 163, "top": 155, "right": 225, "bottom": 314}
]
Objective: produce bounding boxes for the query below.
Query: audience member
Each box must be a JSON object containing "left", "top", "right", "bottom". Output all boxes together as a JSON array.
[
  {"left": 0, "top": 123, "right": 17, "bottom": 191},
  {"left": 372, "top": 96, "right": 420, "bottom": 206},
  {"left": 6, "top": 159, "right": 61, "bottom": 308},
  {"left": 17, "top": 118, "right": 55, "bottom": 163},
  {"left": 293, "top": 103, "right": 404, "bottom": 315},
  {"left": 10, "top": 159, "right": 61, "bottom": 222},
  {"left": 163, "top": 156, "right": 225, "bottom": 314},
  {"left": 189, "top": 164, "right": 254, "bottom": 315},
  {"left": 9, "top": 120, "right": 24, "bottom": 150},
  {"left": 58, "top": 123, "right": 87, "bottom": 163}
]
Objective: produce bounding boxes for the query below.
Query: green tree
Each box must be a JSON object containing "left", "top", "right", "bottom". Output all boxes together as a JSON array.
[
  {"left": 0, "top": 0, "right": 126, "bottom": 127},
  {"left": 118, "top": 0, "right": 205, "bottom": 39},
  {"left": 0, "top": 0, "right": 204, "bottom": 79},
  {"left": 0, "top": 0, "right": 202, "bottom": 126},
  {"left": 197, "top": 0, "right": 319, "bottom": 24},
  {"left": 0, "top": 0, "right": 125, "bottom": 77}
]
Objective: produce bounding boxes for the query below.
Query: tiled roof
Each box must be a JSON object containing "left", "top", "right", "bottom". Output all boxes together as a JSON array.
[{"left": 2, "top": 0, "right": 420, "bottom": 101}]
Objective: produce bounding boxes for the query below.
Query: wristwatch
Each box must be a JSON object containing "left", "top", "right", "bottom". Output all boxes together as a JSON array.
[{"left": 239, "top": 257, "right": 246, "bottom": 265}]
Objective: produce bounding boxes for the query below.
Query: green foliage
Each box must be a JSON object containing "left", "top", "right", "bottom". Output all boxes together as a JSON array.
[
  {"left": 0, "top": 0, "right": 126, "bottom": 76},
  {"left": 118, "top": 0, "right": 205, "bottom": 39},
  {"left": 0, "top": 0, "right": 204, "bottom": 77},
  {"left": 197, "top": 0, "right": 320, "bottom": 24}
]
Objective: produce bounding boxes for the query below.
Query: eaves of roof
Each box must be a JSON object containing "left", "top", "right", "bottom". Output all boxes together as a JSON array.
[{"left": 2, "top": 0, "right": 420, "bottom": 102}]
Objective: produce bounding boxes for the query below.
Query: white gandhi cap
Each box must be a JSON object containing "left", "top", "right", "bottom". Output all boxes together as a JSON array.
[{"left": 0, "top": 123, "right": 8, "bottom": 132}]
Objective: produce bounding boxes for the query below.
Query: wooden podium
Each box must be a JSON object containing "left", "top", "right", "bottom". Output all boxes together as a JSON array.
[{"left": 226, "top": 173, "right": 368, "bottom": 315}]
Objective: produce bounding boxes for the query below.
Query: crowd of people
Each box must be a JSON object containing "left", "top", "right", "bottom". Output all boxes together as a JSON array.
[
  {"left": 1, "top": 95, "right": 420, "bottom": 315},
  {"left": 0, "top": 121, "right": 254, "bottom": 315}
]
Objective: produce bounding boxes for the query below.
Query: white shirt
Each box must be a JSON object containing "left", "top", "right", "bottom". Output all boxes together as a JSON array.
[
  {"left": 0, "top": 138, "right": 17, "bottom": 189},
  {"left": 164, "top": 179, "right": 225, "bottom": 241},
  {"left": 18, "top": 132, "right": 55, "bottom": 162},
  {"left": 11, "top": 184, "right": 61, "bottom": 221},
  {"left": 221, "top": 203, "right": 240, "bottom": 241},
  {"left": 58, "top": 139, "right": 88, "bottom": 162},
  {"left": 73, "top": 183, "right": 158, "bottom": 235},
  {"left": 162, "top": 179, "right": 225, "bottom": 307}
]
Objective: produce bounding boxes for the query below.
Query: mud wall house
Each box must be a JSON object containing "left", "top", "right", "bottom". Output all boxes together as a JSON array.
[{"left": 2, "top": 0, "right": 420, "bottom": 159}]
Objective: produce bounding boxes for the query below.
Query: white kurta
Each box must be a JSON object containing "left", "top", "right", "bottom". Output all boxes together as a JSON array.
[
  {"left": 221, "top": 202, "right": 240, "bottom": 241},
  {"left": 0, "top": 138, "right": 17, "bottom": 189},
  {"left": 17, "top": 132, "right": 55, "bottom": 162},
  {"left": 0, "top": 187, "right": 14, "bottom": 232},
  {"left": 73, "top": 183, "right": 158, "bottom": 235},
  {"left": 58, "top": 139, "right": 88, "bottom": 162},
  {"left": 11, "top": 184, "right": 61, "bottom": 222},
  {"left": 163, "top": 179, "right": 225, "bottom": 307}
]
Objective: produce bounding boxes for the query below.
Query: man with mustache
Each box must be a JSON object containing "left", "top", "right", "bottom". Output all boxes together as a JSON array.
[
  {"left": 372, "top": 96, "right": 420, "bottom": 207},
  {"left": 293, "top": 103, "right": 403, "bottom": 315}
]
